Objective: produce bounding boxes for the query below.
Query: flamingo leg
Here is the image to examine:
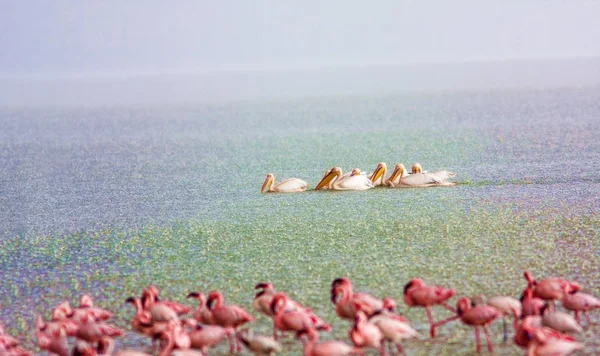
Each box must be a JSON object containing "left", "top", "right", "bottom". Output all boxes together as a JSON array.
[
  {"left": 235, "top": 328, "right": 242, "bottom": 352},
  {"left": 431, "top": 314, "right": 460, "bottom": 338},
  {"left": 574, "top": 310, "right": 580, "bottom": 324},
  {"left": 396, "top": 343, "right": 405, "bottom": 355},
  {"left": 475, "top": 326, "right": 481, "bottom": 353},
  {"left": 387, "top": 340, "right": 394, "bottom": 355},
  {"left": 583, "top": 311, "right": 592, "bottom": 325},
  {"left": 483, "top": 324, "right": 493, "bottom": 352},
  {"left": 426, "top": 307, "right": 435, "bottom": 337},
  {"left": 227, "top": 330, "right": 236, "bottom": 353},
  {"left": 550, "top": 300, "right": 556, "bottom": 312},
  {"left": 379, "top": 342, "right": 387, "bottom": 356},
  {"left": 502, "top": 317, "right": 508, "bottom": 342}
]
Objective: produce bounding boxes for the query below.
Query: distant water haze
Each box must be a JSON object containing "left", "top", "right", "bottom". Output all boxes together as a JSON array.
[{"left": 1, "top": 58, "right": 600, "bottom": 107}]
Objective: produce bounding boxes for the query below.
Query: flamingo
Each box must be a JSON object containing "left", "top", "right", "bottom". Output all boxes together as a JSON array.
[
  {"left": 78, "top": 294, "right": 113, "bottom": 320},
  {"left": 386, "top": 163, "right": 455, "bottom": 188},
  {"left": 456, "top": 297, "right": 501, "bottom": 353},
  {"left": 206, "top": 290, "right": 254, "bottom": 352},
  {"left": 142, "top": 285, "right": 192, "bottom": 316},
  {"left": 524, "top": 271, "right": 582, "bottom": 311},
  {"left": 314, "top": 167, "right": 374, "bottom": 191},
  {"left": 124, "top": 297, "right": 171, "bottom": 347},
  {"left": 0, "top": 324, "right": 31, "bottom": 356},
  {"left": 270, "top": 293, "right": 318, "bottom": 344},
  {"left": 331, "top": 277, "right": 383, "bottom": 320},
  {"left": 182, "top": 319, "right": 229, "bottom": 356},
  {"left": 303, "top": 332, "right": 361, "bottom": 356},
  {"left": 157, "top": 320, "right": 200, "bottom": 356},
  {"left": 521, "top": 286, "right": 547, "bottom": 316},
  {"left": 540, "top": 305, "right": 582, "bottom": 334},
  {"left": 238, "top": 329, "right": 282, "bottom": 355},
  {"left": 402, "top": 278, "right": 457, "bottom": 337},
  {"left": 369, "top": 310, "right": 419, "bottom": 355},
  {"left": 560, "top": 285, "right": 600, "bottom": 326},
  {"left": 522, "top": 325, "right": 584, "bottom": 355},
  {"left": 74, "top": 314, "right": 124, "bottom": 351},
  {"left": 36, "top": 318, "right": 69, "bottom": 356},
  {"left": 261, "top": 173, "right": 308, "bottom": 193},
  {"left": 472, "top": 294, "right": 521, "bottom": 342},
  {"left": 253, "top": 283, "right": 329, "bottom": 338},
  {"left": 349, "top": 308, "right": 385, "bottom": 355},
  {"left": 186, "top": 292, "right": 215, "bottom": 325}
]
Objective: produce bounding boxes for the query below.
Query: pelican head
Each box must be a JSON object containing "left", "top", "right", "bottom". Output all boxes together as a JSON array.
[
  {"left": 314, "top": 167, "right": 341, "bottom": 190},
  {"left": 369, "top": 162, "right": 387, "bottom": 183},
  {"left": 411, "top": 163, "right": 422, "bottom": 174},
  {"left": 350, "top": 168, "right": 361, "bottom": 176},
  {"left": 261, "top": 173, "right": 275, "bottom": 193},
  {"left": 388, "top": 163, "right": 406, "bottom": 183}
]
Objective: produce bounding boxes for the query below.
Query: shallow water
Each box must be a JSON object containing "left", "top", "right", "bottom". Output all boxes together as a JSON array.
[{"left": 1, "top": 87, "right": 599, "bottom": 355}]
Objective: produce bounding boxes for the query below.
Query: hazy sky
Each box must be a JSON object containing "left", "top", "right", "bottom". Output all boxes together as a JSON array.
[{"left": 1, "top": 1, "right": 600, "bottom": 74}]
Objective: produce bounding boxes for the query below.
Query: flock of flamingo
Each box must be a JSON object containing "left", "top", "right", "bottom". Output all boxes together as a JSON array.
[
  {"left": 260, "top": 163, "right": 456, "bottom": 193},
  {"left": 1, "top": 271, "right": 598, "bottom": 356}
]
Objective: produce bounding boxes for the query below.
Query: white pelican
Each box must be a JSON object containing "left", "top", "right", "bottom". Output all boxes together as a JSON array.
[
  {"left": 386, "top": 163, "right": 456, "bottom": 188},
  {"left": 314, "top": 167, "right": 374, "bottom": 191},
  {"left": 368, "top": 162, "right": 387, "bottom": 186},
  {"left": 318, "top": 167, "right": 362, "bottom": 190},
  {"left": 260, "top": 173, "right": 308, "bottom": 193},
  {"left": 411, "top": 162, "right": 457, "bottom": 182}
]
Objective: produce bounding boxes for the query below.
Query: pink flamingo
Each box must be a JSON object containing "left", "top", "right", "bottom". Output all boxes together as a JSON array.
[
  {"left": 524, "top": 271, "right": 582, "bottom": 311},
  {"left": 402, "top": 278, "right": 457, "bottom": 337},
  {"left": 142, "top": 285, "right": 192, "bottom": 316},
  {"left": 560, "top": 284, "right": 600, "bottom": 326},
  {"left": 182, "top": 319, "right": 229, "bottom": 356},
  {"left": 271, "top": 293, "right": 318, "bottom": 344},
  {"left": 521, "top": 286, "right": 547, "bottom": 316},
  {"left": 186, "top": 292, "right": 215, "bottom": 325},
  {"left": 456, "top": 297, "right": 501, "bottom": 353},
  {"left": 331, "top": 277, "right": 383, "bottom": 320},
  {"left": 349, "top": 307, "right": 385, "bottom": 355},
  {"left": 207, "top": 290, "right": 254, "bottom": 353},
  {"left": 303, "top": 332, "right": 362, "bottom": 356}
]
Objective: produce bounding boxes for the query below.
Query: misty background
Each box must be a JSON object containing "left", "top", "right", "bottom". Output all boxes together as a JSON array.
[{"left": 1, "top": 1, "right": 600, "bottom": 106}]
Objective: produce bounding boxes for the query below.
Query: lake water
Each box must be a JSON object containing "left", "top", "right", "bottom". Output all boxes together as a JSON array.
[{"left": 1, "top": 87, "right": 599, "bottom": 354}]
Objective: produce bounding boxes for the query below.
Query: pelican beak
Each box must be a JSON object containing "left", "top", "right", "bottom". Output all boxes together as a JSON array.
[
  {"left": 369, "top": 163, "right": 386, "bottom": 183},
  {"left": 314, "top": 168, "right": 340, "bottom": 190},
  {"left": 388, "top": 166, "right": 401, "bottom": 183},
  {"left": 261, "top": 174, "right": 274, "bottom": 193}
]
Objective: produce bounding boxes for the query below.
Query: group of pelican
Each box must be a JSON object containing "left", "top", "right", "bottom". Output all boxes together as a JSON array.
[{"left": 261, "top": 163, "right": 457, "bottom": 193}]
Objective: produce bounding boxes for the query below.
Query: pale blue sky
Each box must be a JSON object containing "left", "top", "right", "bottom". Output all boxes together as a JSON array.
[{"left": 1, "top": 1, "right": 600, "bottom": 74}]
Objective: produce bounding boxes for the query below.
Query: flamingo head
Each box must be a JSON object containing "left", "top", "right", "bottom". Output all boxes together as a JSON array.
[
  {"left": 456, "top": 297, "right": 472, "bottom": 316},
  {"left": 331, "top": 277, "right": 352, "bottom": 288},
  {"left": 51, "top": 301, "right": 74, "bottom": 321},
  {"left": 206, "top": 290, "right": 223, "bottom": 310},
  {"left": 388, "top": 163, "right": 406, "bottom": 183},
  {"left": 35, "top": 314, "right": 46, "bottom": 331},
  {"left": 382, "top": 298, "right": 397, "bottom": 312},
  {"left": 270, "top": 292, "right": 288, "bottom": 314},
  {"left": 403, "top": 278, "right": 424, "bottom": 295},
  {"left": 352, "top": 308, "right": 367, "bottom": 329},
  {"left": 254, "top": 282, "right": 274, "bottom": 291},
  {"left": 79, "top": 294, "right": 94, "bottom": 308},
  {"left": 369, "top": 162, "right": 387, "bottom": 183},
  {"left": 411, "top": 163, "right": 422, "bottom": 173},
  {"left": 314, "top": 167, "right": 341, "bottom": 190},
  {"left": 261, "top": 174, "right": 275, "bottom": 193},
  {"left": 186, "top": 291, "right": 206, "bottom": 304}
]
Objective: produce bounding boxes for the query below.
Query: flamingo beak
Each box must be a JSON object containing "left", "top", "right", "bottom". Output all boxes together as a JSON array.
[
  {"left": 186, "top": 292, "right": 200, "bottom": 299},
  {"left": 369, "top": 164, "right": 386, "bottom": 183},
  {"left": 315, "top": 169, "right": 339, "bottom": 190},
  {"left": 261, "top": 175, "right": 274, "bottom": 193}
]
